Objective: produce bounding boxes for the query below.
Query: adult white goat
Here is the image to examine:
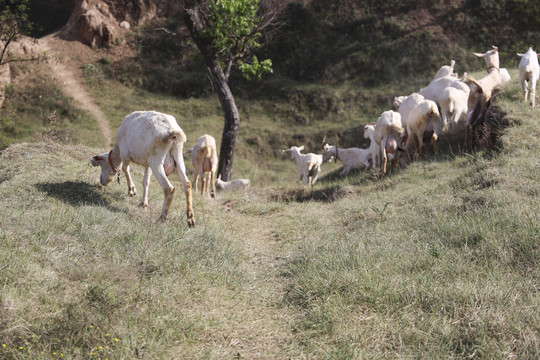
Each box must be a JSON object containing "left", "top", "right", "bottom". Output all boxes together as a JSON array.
[
  {"left": 374, "top": 110, "right": 404, "bottom": 174},
  {"left": 434, "top": 59, "right": 457, "bottom": 80},
  {"left": 466, "top": 46, "right": 505, "bottom": 147},
  {"left": 186, "top": 134, "right": 218, "bottom": 198},
  {"left": 418, "top": 74, "right": 470, "bottom": 106},
  {"left": 517, "top": 47, "right": 540, "bottom": 108},
  {"left": 406, "top": 99, "right": 442, "bottom": 156},
  {"left": 439, "top": 86, "right": 468, "bottom": 129},
  {"left": 215, "top": 175, "right": 250, "bottom": 192},
  {"left": 321, "top": 140, "right": 371, "bottom": 175},
  {"left": 282, "top": 145, "right": 323, "bottom": 186},
  {"left": 364, "top": 124, "right": 381, "bottom": 168},
  {"left": 395, "top": 93, "right": 425, "bottom": 143},
  {"left": 91, "top": 111, "right": 195, "bottom": 227}
]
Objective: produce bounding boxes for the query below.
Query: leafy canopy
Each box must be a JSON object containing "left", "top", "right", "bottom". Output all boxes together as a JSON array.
[{"left": 199, "top": 0, "right": 273, "bottom": 80}]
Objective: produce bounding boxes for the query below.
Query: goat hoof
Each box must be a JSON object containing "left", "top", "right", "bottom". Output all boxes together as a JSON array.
[
  {"left": 158, "top": 214, "right": 168, "bottom": 222},
  {"left": 188, "top": 214, "right": 195, "bottom": 227},
  {"left": 129, "top": 187, "right": 136, "bottom": 197},
  {"left": 138, "top": 202, "right": 148, "bottom": 209}
]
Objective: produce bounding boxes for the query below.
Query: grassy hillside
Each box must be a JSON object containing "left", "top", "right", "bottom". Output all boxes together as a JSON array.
[
  {"left": 1, "top": 70, "right": 539, "bottom": 358},
  {"left": 0, "top": 1, "right": 539, "bottom": 358}
]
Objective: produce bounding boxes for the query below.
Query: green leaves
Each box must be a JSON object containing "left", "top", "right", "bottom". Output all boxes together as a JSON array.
[
  {"left": 197, "top": 0, "right": 273, "bottom": 80},
  {"left": 238, "top": 55, "right": 273, "bottom": 80}
]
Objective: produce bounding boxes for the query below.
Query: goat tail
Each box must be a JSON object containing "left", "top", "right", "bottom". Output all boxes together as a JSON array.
[
  {"left": 448, "top": 99, "right": 455, "bottom": 114},
  {"left": 163, "top": 129, "right": 187, "bottom": 144}
]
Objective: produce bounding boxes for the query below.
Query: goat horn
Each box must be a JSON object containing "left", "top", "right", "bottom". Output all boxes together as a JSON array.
[{"left": 322, "top": 136, "right": 327, "bottom": 149}]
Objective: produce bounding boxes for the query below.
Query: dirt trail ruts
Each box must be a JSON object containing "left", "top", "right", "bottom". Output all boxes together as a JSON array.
[{"left": 37, "top": 36, "right": 112, "bottom": 146}]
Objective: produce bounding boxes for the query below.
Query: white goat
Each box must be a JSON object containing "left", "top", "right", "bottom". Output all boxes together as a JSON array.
[
  {"left": 434, "top": 59, "right": 457, "bottom": 80},
  {"left": 91, "top": 111, "right": 195, "bottom": 227},
  {"left": 393, "top": 96, "right": 407, "bottom": 109},
  {"left": 418, "top": 74, "right": 470, "bottom": 106},
  {"left": 321, "top": 141, "right": 371, "bottom": 176},
  {"left": 374, "top": 110, "right": 404, "bottom": 174},
  {"left": 517, "top": 47, "right": 540, "bottom": 108},
  {"left": 439, "top": 86, "right": 468, "bottom": 129},
  {"left": 282, "top": 145, "right": 323, "bottom": 186},
  {"left": 364, "top": 124, "right": 381, "bottom": 168},
  {"left": 186, "top": 134, "right": 218, "bottom": 199},
  {"left": 406, "top": 100, "right": 442, "bottom": 156},
  {"left": 396, "top": 93, "right": 425, "bottom": 141},
  {"left": 466, "top": 46, "right": 505, "bottom": 147},
  {"left": 215, "top": 174, "right": 250, "bottom": 192}
]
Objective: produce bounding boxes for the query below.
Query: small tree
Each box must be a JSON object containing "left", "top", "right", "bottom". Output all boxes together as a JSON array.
[
  {"left": 184, "top": 0, "right": 281, "bottom": 181},
  {"left": 0, "top": 0, "right": 39, "bottom": 66}
]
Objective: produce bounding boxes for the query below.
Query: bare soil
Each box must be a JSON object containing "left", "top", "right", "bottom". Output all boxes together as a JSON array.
[{"left": 35, "top": 34, "right": 113, "bottom": 146}]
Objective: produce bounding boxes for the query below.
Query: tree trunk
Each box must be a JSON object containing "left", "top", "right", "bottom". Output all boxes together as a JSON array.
[{"left": 184, "top": 1, "right": 239, "bottom": 181}]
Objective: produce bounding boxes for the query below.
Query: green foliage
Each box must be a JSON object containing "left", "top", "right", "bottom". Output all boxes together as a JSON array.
[
  {"left": 197, "top": 0, "right": 273, "bottom": 80},
  {"left": 238, "top": 55, "right": 272, "bottom": 80}
]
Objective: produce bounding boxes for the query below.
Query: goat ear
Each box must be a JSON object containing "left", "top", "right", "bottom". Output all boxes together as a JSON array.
[
  {"left": 299, "top": 145, "right": 304, "bottom": 151},
  {"left": 91, "top": 156, "right": 101, "bottom": 166},
  {"left": 473, "top": 52, "right": 485, "bottom": 58},
  {"left": 517, "top": 53, "right": 524, "bottom": 57}
]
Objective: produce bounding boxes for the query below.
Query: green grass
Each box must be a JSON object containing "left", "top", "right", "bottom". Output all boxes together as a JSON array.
[
  {"left": 1, "top": 59, "right": 539, "bottom": 359},
  {"left": 0, "top": 62, "right": 100, "bottom": 150}
]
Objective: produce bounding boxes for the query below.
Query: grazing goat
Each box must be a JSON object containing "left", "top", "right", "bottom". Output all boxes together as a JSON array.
[
  {"left": 434, "top": 59, "right": 457, "bottom": 80},
  {"left": 406, "top": 100, "right": 442, "bottom": 156},
  {"left": 439, "top": 87, "right": 468, "bottom": 129},
  {"left": 374, "top": 110, "right": 404, "bottom": 174},
  {"left": 282, "top": 145, "right": 323, "bottom": 186},
  {"left": 364, "top": 124, "right": 381, "bottom": 168},
  {"left": 91, "top": 111, "right": 195, "bottom": 227},
  {"left": 466, "top": 46, "right": 504, "bottom": 148},
  {"left": 215, "top": 174, "right": 250, "bottom": 192},
  {"left": 186, "top": 134, "right": 218, "bottom": 199},
  {"left": 321, "top": 140, "right": 371, "bottom": 175},
  {"left": 517, "top": 47, "right": 540, "bottom": 108}
]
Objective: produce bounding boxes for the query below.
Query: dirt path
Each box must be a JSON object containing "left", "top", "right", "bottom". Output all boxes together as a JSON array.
[
  {"left": 37, "top": 35, "right": 112, "bottom": 146},
  {"left": 209, "top": 199, "right": 298, "bottom": 358}
]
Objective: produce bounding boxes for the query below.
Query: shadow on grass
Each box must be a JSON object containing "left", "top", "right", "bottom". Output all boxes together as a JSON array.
[
  {"left": 273, "top": 184, "right": 358, "bottom": 203},
  {"left": 35, "top": 181, "right": 123, "bottom": 212}
]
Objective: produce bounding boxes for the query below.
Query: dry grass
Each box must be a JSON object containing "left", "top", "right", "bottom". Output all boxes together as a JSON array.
[{"left": 1, "top": 71, "right": 539, "bottom": 359}]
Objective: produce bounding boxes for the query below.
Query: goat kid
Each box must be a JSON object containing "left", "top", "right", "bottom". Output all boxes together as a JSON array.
[
  {"left": 321, "top": 140, "right": 371, "bottom": 176},
  {"left": 517, "top": 47, "right": 540, "bottom": 108},
  {"left": 186, "top": 134, "right": 218, "bottom": 199},
  {"left": 282, "top": 145, "right": 323, "bottom": 186},
  {"left": 215, "top": 174, "right": 250, "bottom": 192}
]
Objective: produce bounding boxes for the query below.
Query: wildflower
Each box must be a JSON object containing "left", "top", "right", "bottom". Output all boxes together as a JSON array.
[
  {"left": 106, "top": 333, "right": 110, "bottom": 336},
  {"left": 2, "top": 344, "right": 6, "bottom": 347},
  {"left": 114, "top": 338, "right": 119, "bottom": 342},
  {"left": 99, "top": 346, "right": 103, "bottom": 350},
  {"left": 19, "top": 346, "right": 24, "bottom": 350}
]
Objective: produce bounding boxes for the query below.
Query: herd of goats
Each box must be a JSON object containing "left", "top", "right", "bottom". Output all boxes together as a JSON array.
[{"left": 90, "top": 46, "right": 539, "bottom": 227}]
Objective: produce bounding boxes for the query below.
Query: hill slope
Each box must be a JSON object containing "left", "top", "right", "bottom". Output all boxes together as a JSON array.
[{"left": 0, "top": 77, "right": 539, "bottom": 358}]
